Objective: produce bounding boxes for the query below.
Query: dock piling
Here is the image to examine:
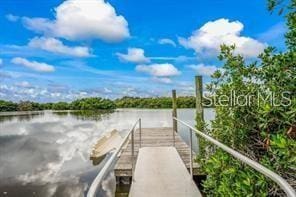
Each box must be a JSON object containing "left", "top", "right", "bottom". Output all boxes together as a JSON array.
[
  {"left": 172, "top": 90, "right": 177, "bottom": 146},
  {"left": 195, "top": 76, "right": 204, "bottom": 128}
]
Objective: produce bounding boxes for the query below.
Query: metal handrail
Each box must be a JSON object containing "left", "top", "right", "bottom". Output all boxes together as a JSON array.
[
  {"left": 174, "top": 117, "right": 296, "bottom": 197},
  {"left": 87, "top": 118, "right": 141, "bottom": 197}
]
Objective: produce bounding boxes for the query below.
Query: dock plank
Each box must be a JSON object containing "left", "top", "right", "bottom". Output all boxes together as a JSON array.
[
  {"left": 114, "top": 127, "right": 200, "bottom": 177},
  {"left": 128, "top": 147, "right": 202, "bottom": 197}
]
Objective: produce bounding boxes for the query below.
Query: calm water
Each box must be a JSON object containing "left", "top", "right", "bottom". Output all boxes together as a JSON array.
[{"left": 0, "top": 109, "right": 215, "bottom": 197}]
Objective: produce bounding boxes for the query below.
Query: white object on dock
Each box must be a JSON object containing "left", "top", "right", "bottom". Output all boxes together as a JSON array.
[{"left": 90, "top": 129, "right": 123, "bottom": 164}]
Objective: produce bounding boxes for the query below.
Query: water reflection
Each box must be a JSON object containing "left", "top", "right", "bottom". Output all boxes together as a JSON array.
[
  {"left": 0, "top": 109, "right": 215, "bottom": 197},
  {"left": 52, "top": 110, "right": 114, "bottom": 121},
  {"left": 0, "top": 111, "right": 44, "bottom": 123},
  {"left": 69, "top": 110, "right": 113, "bottom": 121}
]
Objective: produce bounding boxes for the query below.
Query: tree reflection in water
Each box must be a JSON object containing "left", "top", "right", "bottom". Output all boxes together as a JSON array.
[{"left": 53, "top": 110, "right": 114, "bottom": 121}]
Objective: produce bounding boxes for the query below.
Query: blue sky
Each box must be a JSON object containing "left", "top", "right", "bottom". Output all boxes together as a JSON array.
[{"left": 0, "top": 0, "right": 287, "bottom": 102}]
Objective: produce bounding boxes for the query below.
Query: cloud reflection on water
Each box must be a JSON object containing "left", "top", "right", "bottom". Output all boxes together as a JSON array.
[
  {"left": 0, "top": 109, "right": 215, "bottom": 196},
  {"left": 0, "top": 109, "right": 173, "bottom": 196}
]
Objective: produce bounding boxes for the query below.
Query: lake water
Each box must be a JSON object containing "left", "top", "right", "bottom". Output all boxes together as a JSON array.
[{"left": 0, "top": 109, "right": 215, "bottom": 197}]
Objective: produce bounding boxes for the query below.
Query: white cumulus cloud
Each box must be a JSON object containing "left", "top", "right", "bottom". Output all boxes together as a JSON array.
[
  {"left": 11, "top": 57, "right": 55, "bottom": 72},
  {"left": 187, "top": 63, "right": 218, "bottom": 76},
  {"left": 15, "top": 81, "right": 33, "bottom": 88},
  {"left": 6, "top": 14, "right": 20, "bottom": 22},
  {"left": 136, "top": 63, "right": 180, "bottom": 77},
  {"left": 152, "top": 77, "right": 172, "bottom": 84},
  {"left": 158, "top": 38, "right": 176, "bottom": 47},
  {"left": 28, "top": 37, "right": 91, "bottom": 57},
  {"left": 179, "top": 18, "right": 266, "bottom": 58},
  {"left": 22, "top": 0, "right": 130, "bottom": 42},
  {"left": 258, "top": 22, "right": 286, "bottom": 43},
  {"left": 116, "top": 48, "right": 150, "bottom": 63}
]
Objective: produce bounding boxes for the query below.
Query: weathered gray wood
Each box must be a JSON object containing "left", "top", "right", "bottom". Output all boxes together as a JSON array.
[
  {"left": 195, "top": 76, "right": 204, "bottom": 156},
  {"left": 129, "top": 147, "right": 202, "bottom": 197},
  {"left": 172, "top": 90, "right": 177, "bottom": 133},
  {"left": 114, "top": 127, "right": 200, "bottom": 177},
  {"left": 195, "top": 76, "right": 204, "bottom": 125}
]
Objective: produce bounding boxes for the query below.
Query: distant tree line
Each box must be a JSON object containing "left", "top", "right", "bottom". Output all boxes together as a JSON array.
[
  {"left": 115, "top": 96, "right": 212, "bottom": 108},
  {"left": 0, "top": 96, "right": 213, "bottom": 112},
  {"left": 0, "top": 97, "right": 116, "bottom": 112}
]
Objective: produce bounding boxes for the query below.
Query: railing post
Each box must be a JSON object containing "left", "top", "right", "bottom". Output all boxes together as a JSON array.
[
  {"left": 131, "top": 128, "right": 135, "bottom": 180},
  {"left": 139, "top": 118, "right": 142, "bottom": 148},
  {"left": 189, "top": 128, "right": 193, "bottom": 178},
  {"left": 173, "top": 123, "right": 175, "bottom": 147}
]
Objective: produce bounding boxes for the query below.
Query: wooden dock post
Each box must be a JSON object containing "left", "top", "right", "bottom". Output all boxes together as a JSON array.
[
  {"left": 195, "top": 76, "right": 204, "bottom": 155},
  {"left": 172, "top": 89, "right": 177, "bottom": 133},
  {"left": 195, "top": 76, "right": 204, "bottom": 129}
]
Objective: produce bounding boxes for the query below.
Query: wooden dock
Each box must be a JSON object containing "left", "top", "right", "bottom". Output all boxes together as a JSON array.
[
  {"left": 129, "top": 147, "right": 202, "bottom": 197},
  {"left": 114, "top": 127, "right": 199, "bottom": 177}
]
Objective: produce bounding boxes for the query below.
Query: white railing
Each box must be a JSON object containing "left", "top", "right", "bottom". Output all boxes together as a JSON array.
[
  {"left": 87, "top": 119, "right": 141, "bottom": 197},
  {"left": 173, "top": 117, "right": 296, "bottom": 197}
]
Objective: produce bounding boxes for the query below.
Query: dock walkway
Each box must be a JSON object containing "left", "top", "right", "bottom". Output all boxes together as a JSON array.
[
  {"left": 114, "top": 127, "right": 199, "bottom": 177},
  {"left": 129, "top": 147, "right": 202, "bottom": 197},
  {"left": 87, "top": 117, "right": 296, "bottom": 197}
]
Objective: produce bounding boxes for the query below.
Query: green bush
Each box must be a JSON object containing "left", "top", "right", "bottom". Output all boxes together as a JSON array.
[
  {"left": 0, "top": 100, "right": 17, "bottom": 112},
  {"left": 200, "top": 1, "right": 296, "bottom": 195},
  {"left": 70, "top": 97, "right": 116, "bottom": 110},
  {"left": 52, "top": 102, "right": 70, "bottom": 110},
  {"left": 115, "top": 96, "right": 212, "bottom": 108}
]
